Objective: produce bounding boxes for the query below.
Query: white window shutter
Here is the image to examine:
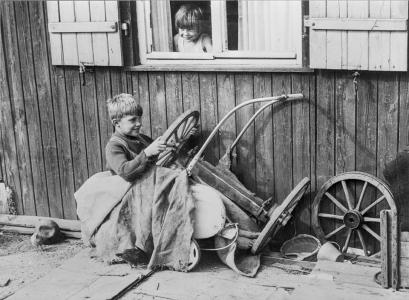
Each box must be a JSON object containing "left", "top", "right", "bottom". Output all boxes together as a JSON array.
[
  {"left": 47, "top": 1, "right": 123, "bottom": 66},
  {"left": 307, "top": 0, "right": 408, "bottom": 71}
]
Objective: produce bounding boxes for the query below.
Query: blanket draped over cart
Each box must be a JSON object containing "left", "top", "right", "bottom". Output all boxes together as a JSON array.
[
  {"left": 75, "top": 167, "right": 195, "bottom": 271},
  {"left": 75, "top": 166, "right": 261, "bottom": 275}
]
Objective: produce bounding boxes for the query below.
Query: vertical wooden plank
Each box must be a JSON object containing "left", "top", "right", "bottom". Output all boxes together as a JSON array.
[
  {"left": 165, "top": 72, "right": 183, "bottom": 124},
  {"left": 95, "top": 69, "right": 112, "bottom": 169},
  {"left": 3, "top": 2, "right": 36, "bottom": 215},
  {"left": 138, "top": 72, "right": 152, "bottom": 137},
  {"left": 334, "top": 71, "right": 356, "bottom": 248},
  {"left": 253, "top": 73, "right": 273, "bottom": 200},
  {"left": 105, "top": 1, "right": 122, "bottom": 66},
  {"left": 131, "top": 72, "right": 139, "bottom": 99},
  {"left": 217, "top": 73, "right": 236, "bottom": 160},
  {"left": 0, "top": 2, "right": 23, "bottom": 213},
  {"left": 355, "top": 72, "right": 378, "bottom": 253},
  {"left": 380, "top": 210, "right": 390, "bottom": 288},
  {"left": 16, "top": 1, "right": 50, "bottom": 217},
  {"left": 347, "top": 0, "right": 369, "bottom": 69},
  {"left": 81, "top": 71, "right": 102, "bottom": 176},
  {"left": 335, "top": 72, "right": 355, "bottom": 174},
  {"left": 309, "top": 0, "right": 327, "bottom": 68},
  {"left": 377, "top": 75, "right": 399, "bottom": 255},
  {"left": 315, "top": 70, "right": 336, "bottom": 239},
  {"left": 148, "top": 73, "right": 167, "bottom": 139},
  {"left": 235, "top": 74, "right": 255, "bottom": 191},
  {"left": 75, "top": 1, "right": 93, "bottom": 64},
  {"left": 46, "top": 1, "right": 62, "bottom": 65},
  {"left": 390, "top": 0, "right": 408, "bottom": 71},
  {"left": 30, "top": 1, "right": 63, "bottom": 218},
  {"left": 399, "top": 74, "right": 409, "bottom": 150},
  {"left": 45, "top": 12, "right": 76, "bottom": 221},
  {"left": 199, "top": 73, "right": 219, "bottom": 164},
  {"left": 65, "top": 68, "right": 88, "bottom": 191},
  {"left": 326, "top": 0, "right": 347, "bottom": 69},
  {"left": 390, "top": 210, "right": 399, "bottom": 290},
  {"left": 90, "top": 0, "right": 109, "bottom": 65},
  {"left": 377, "top": 74, "right": 399, "bottom": 181},
  {"left": 272, "top": 74, "right": 292, "bottom": 202},
  {"left": 292, "top": 73, "right": 312, "bottom": 234},
  {"left": 369, "top": 0, "right": 390, "bottom": 71},
  {"left": 182, "top": 72, "right": 200, "bottom": 112},
  {"left": 59, "top": 1, "right": 78, "bottom": 65}
]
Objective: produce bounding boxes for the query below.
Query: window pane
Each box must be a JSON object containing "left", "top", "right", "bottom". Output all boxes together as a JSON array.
[
  {"left": 226, "top": 0, "right": 299, "bottom": 53},
  {"left": 151, "top": 0, "right": 212, "bottom": 53}
]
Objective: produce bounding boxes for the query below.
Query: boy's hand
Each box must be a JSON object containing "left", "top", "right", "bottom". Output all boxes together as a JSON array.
[
  {"left": 144, "top": 136, "right": 166, "bottom": 157},
  {"left": 188, "top": 125, "right": 199, "bottom": 137}
]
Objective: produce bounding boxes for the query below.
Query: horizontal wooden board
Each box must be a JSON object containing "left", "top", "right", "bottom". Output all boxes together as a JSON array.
[
  {"left": 49, "top": 21, "right": 118, "bottom": 33},
  {"left": 306, "top": 18, "right": 408, "bottom": 31}
]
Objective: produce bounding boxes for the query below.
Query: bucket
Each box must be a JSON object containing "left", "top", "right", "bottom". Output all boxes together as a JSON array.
[{"left": 317, "top": 241, "right": 344, "bottom": 262}]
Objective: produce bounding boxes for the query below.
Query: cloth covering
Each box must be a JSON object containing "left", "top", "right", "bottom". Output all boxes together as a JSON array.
[
  {"left": 75, "top": 165, "right": 261, "bottom": 275},
  {"left": 75, "top": 166, "right": 195, "bottom": 271}
]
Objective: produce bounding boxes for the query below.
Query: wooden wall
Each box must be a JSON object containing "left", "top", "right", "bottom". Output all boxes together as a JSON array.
[{"left": 1, "top": 2, "right": 408, "bottom": 238}]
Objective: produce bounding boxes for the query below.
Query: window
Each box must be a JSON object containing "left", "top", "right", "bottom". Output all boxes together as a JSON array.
[{"left": 136, "top": 0, "right": 303, "bottom": 67}]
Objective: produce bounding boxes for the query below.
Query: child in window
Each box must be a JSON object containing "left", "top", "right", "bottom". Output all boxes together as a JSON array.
[{"left": 173, "top": 4, "right": 212, "bottom": 53}]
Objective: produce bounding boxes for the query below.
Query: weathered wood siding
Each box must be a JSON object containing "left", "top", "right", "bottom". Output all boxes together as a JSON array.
[{"left": 0, "top": 2, "right": 408, "bottom": 238}]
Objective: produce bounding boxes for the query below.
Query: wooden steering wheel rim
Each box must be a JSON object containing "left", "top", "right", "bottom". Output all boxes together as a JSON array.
[{"left": 156, "top": 109, "right": 200, "bottom": 167}]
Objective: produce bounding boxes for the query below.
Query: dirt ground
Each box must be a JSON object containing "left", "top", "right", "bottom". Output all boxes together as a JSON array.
[{"left": 0, "top": 231, "right": 85, "bottom": 299}]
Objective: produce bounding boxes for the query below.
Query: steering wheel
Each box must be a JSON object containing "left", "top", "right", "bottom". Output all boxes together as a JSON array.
[{"left": 156, "top": 109, "right": 200, "bottom": 167}]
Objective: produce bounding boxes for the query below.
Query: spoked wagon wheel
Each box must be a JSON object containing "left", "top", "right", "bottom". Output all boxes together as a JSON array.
[
  {"left": 312, "top": 172, "right": 396, "bottom": 256},
  {"left": 156, "top": 110, "right": 200, "bottom": 167}
]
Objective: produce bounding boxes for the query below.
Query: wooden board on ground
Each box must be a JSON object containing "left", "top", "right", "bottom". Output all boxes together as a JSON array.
[{"left": 7, "top": 249, "right": 143, "bottom": 300}]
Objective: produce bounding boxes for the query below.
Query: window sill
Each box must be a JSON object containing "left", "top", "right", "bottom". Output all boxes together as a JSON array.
[{"left": 125, "top": 64, "right": 314, "bottom": 73}]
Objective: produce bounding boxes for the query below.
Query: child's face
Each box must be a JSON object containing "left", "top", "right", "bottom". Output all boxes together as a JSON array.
[
  {"left": 179, "top": 27, "right": 200, "bottom": 42},
  {"left": 115, "top": 115, "right": 142, "bottom": 137}
]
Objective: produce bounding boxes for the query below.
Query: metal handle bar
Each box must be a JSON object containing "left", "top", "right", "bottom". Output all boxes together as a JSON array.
[{"left": 186, "top": 93, "right": 304, "bottom": 175}]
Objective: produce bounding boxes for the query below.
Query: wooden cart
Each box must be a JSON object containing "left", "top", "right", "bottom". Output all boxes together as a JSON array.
[{"left": 156, "top": 93, "right": 310, "bottom": 259}]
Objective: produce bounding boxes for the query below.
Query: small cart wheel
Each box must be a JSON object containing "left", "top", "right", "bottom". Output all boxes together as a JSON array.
[
  {"left": 187, "top": 239, "right": 201, "bottom": 272},
  {"left": 156, "top": 110, "right": 200, "bottom": 167},
  {"left": 312, "top": 171, "right": 396, "bottom": 256},
  {"left": 251, "top": 177, "right": 310, "bottom": 254}
]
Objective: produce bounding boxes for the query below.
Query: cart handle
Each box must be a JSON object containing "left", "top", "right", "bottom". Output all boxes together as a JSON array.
[{"left": 186, "top": 93, "right": 304, "bottom": 175}]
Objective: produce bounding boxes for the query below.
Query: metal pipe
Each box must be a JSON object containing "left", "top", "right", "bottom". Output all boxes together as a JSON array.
[
  {"left": 186, "top": 93, "right": 304, "bottom": 175},
  {"left": 230, "top": 99, "right": 276, "bottom": 152}
]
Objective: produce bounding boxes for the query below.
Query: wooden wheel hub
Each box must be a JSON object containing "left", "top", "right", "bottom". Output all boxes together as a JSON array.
[{"left": 343, "top": 210, "right": 362, "bottom": 229}]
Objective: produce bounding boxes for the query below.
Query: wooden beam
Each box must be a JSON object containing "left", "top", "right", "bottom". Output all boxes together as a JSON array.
[
  {"left": 49, "top": 21, "right": 117, "bottom": 33},
  {"left": 305, "top": 18, "right": 407, "bottom": 31},
  {"left": 0, "top": 225, "right": 81, "bottom": 239},
  {"left": 0, "top": 214, "right": 80, "bottom": 232}
]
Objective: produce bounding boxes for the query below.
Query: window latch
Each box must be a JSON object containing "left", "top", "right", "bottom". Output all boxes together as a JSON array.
[{"left": 121, "top": 21, "right": 130, "bottom": 36}]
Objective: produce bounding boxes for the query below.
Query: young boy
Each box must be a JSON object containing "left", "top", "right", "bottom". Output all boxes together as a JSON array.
[
  {"left": 106, "top": 93, "right": 166, "bottom": 182},
  {"left": 173, "top": 4, "right": 212, "bottom": 53}
]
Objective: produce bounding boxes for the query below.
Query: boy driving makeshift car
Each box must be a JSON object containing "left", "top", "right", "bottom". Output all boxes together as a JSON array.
[{"left": 75, "top": 93, "right": 260, "bottom": 274}]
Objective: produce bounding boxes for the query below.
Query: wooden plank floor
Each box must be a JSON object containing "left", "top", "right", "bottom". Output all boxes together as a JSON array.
[{"left": 7, "top": 249, "right": 409, "bottom": 300}]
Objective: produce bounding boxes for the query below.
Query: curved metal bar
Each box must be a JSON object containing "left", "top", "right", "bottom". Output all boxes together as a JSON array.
[
  {"left": 228, "top": 99, "right": 277, "bottom": 154},
  {"left": 186, "top": 93, "right": 304, "bottom": 175}
]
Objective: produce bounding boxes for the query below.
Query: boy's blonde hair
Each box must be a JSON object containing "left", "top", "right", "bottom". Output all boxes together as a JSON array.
[
  {"left": 175, "top": 4, "right": 204, "bottom": 31},
  {"left": 106, "top": 93, "right": 143, "bottom": 122}
]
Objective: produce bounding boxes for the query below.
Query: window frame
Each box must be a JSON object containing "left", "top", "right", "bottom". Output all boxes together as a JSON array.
[{"left": 135, "top": 0, "right": 305, "bottom": 68}]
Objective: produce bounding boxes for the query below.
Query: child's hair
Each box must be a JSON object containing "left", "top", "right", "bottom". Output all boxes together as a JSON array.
[
  {"left": 175, "top": 4, "right": 204, "bottom": 31},
  {"left": 106, "top": 93, "right": 143, "bottom": 122}
]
